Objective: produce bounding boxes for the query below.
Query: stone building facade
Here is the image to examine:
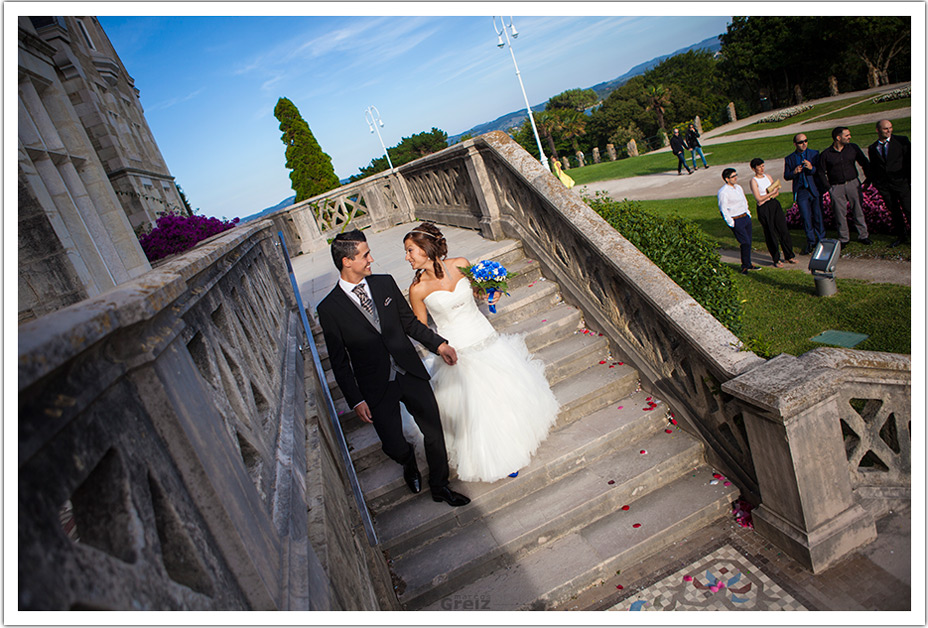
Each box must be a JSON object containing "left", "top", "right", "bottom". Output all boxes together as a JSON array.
[{"left": 18, "top": 16, "right": 185, "bottom": 322}]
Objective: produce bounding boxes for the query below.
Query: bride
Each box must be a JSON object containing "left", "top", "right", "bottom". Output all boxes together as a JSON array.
[{"left": 402, "top": 222, "right": 559, "bottom": 483}]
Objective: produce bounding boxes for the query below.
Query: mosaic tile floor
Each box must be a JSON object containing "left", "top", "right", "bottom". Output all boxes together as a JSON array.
[{"left": 607, "top": 543, "right": 807, "bottom": 611}]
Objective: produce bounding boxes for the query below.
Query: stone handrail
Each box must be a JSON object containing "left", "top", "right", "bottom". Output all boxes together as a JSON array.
[
  {"left": 275, "top": 132, "right": 909, "bottom": 573},
  {"left": 19, "top": 221, "right": 311, "bottom": 609}
]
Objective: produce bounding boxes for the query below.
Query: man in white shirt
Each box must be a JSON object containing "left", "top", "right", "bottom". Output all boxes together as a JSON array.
[{"left": 718, "top": 168, "right": 759, "bottom": 274}]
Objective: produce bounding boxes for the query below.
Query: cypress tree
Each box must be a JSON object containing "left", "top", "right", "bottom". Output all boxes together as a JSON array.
[{"left": 273, "top": 97, "right": 340, "bottom": 202}]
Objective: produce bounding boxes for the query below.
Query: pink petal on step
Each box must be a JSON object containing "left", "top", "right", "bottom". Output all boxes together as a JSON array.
[
  {"left": 616, "top": 584, "right": 624, "bottom": 590},
  {"left": 640, "top": 450, "right": 647, "bottom": 454},
  {"left": 632, "top": 523, "right": 641, "bottom": 528},
  {"left": 621, "top": 505, "right": 630, "bottom": 511},
  {"left": 617, "top": 406, "right": 624, "bottom": 410},
  {"left": 724, "top": 481, "right": 731, "bottom": 486},
  {"left": 683, "top": 575, "right": 693, "bottom": 582}
]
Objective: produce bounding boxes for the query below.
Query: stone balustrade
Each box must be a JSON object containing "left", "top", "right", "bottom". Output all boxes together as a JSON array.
[
  {"left": 18, "top": 220, "right": 388, "bottom": 609},
  {"left": 274, "top": 131, "right": 910, "bottom": 573}
]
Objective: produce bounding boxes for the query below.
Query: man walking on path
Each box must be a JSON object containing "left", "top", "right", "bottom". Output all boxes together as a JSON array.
[
  {"left": 670, "top": 128, "right": 693, "bottom": 175},
  {"left": 686, "top": 123, "right": 709, "bottom": 170},
  {"left": 819, "top": 126, "right": 872, "bottom": 245},
  {"left": 718, "top": 168, "right": 758, "bottom": 274},
  {"left": 783, "top": 133, "right": 826, "bottom": 255},
  {"left": 868, "top": 119, "right": 910, "bottom": 247}
]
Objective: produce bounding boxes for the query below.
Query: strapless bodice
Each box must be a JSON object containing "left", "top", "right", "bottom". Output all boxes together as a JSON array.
[{"left": 424, "top": 277, "right": 497, "bottom": 351}]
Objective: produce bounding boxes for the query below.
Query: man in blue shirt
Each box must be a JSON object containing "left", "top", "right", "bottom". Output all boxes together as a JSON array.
[{"left": 783, "top": 133, "right": 825, "bottom": 255}]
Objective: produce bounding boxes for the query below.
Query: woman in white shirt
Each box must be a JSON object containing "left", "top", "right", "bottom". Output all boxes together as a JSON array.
[{"left": 749, "top": 158, "right": 796, "bottom": 268}]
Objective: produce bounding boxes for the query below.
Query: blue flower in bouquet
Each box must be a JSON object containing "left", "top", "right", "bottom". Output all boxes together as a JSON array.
[{"left": 458, "top": 260, "right": 514, "bottom": 313}]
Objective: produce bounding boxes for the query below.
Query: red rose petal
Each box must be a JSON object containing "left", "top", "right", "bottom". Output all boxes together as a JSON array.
[
  {"left": 541, "top": 319, "right": 547, "bottom": 323},
  {"left": 639, "top": 449, "right": 647, "bottom": 454},
  {"left": 665, "top": 428, "right": 673, "bottom": 433},
  {"left": 632, "top": 523, "right": 641, "bottom": 528},
  {"left": 617, "top": 361, "right": 624, "bottom": 365},
  {"left": 607, "top": 480, "right": 615, "bottom": 485},
  {"left": 599, "top": 333, "right": 603, "bottom": 336},
  {"left": 599, "top": 360, "right": 606, "bottom": 364},
  {"left": 621, "top": 505, "right": 630, "bottom": 511},
  {"left": 724, "top": 481, "right": 731, "bottom": 486},
  {"left": 609, "top": 365, "right": 615, "bottom": 368},
  {"left": 617, "top": 406, "right": 624, "bottom": 410},
  {"left": 683, "top": 575, "right": 693, "bottom": 582},
  {"left": 616, "top": 584, "right": 624, "bottom": 590},
  {"left": 670, "top": 419, "right": 678, "bottom": 425},
  {"left": 670, "top": 412, "right": 675, "bottom": 417},
  {"left": 646, "top": 397, "right": 652, "bottom": 401},
  {"left": 713, "top": 473, "right": 722, "bottom": 479}
]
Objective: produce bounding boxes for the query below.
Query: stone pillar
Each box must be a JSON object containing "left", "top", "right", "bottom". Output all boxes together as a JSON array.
[
  {"left": 659, "top": 130, "right": 669, "bottom": 148},
  {"left": 828, "top": 75, "right": 839, "bottom": 97},
  {"left": 606, "top": 144, "right": 616, "bottom": 161},
  {"left": 727, "top": 102, "right": 737, "bottom": 122},
  {"left": 722, "top": 354, "right": 877, "bottom": 573},
  {"left": 560, "top": 156, "right": 570, "bottom": 170},
  {"left": 463, "top": 145, "right": 506, "bottom": 240},
  {"left": 575, "top": 151, "right": 585, "bottom": 168},
  {"left": 794, "top": 84, "right": 804, "bottom": 104},
  {"left": 592, "top": 147, "right": 601, "bottom": 164},
  {"left": 627, "top": 139, "right": 638, "bottom": 157},
  {"left": 694, "top": 115, "right": 703, "bottom": 135}
]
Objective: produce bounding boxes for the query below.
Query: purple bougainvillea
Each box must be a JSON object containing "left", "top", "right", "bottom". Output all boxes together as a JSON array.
[
  {"left": 785, "top": 183, "right": 907, "bottom": 234},
  {"left": 138, "top": 211, "right": 239, "bottom": 262}
]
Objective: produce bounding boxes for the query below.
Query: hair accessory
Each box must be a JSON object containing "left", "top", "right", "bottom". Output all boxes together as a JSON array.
[{"left": 407, "top": 229, "right": 439, "bottom": 239}]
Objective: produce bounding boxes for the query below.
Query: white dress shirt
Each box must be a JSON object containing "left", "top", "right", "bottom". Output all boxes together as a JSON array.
[
  {"left": 339, "top": 277, "right": 370, "bottom": 309},
  {"left": 717, "top": 183, "right": 750, "bottom": 228}
]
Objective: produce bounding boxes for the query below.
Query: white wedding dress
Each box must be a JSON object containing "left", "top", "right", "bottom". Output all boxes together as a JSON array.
[{"left": 413, "top": 276, "right": 559, "bottom": 483}]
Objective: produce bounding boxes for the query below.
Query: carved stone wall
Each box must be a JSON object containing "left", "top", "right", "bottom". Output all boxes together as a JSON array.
[{"left": 18, "top": 221, "right": 392, "bottom": 609}]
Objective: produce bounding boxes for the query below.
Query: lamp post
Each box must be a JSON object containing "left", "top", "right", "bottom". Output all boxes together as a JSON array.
[
  {"left": 493, "top": 16, "right": 550, "bottom": 172},
  {"left": 364, "top": 105, "right": 394, "bottom": 173}
]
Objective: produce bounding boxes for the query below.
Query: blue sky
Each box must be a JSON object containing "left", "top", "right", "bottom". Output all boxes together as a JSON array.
[{"left": 96, "top": 10, "right": 732, "bottom": 219}]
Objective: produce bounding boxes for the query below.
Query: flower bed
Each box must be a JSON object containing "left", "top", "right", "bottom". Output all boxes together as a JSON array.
[
  {"left": 872, "top": 86, "right": 911, "bottom": 103},
  {"left": 784, "top": 183, "right": 907, "bottom": 234},
  {"left": 757, "top": 104, "right": 814, "bottom": 123},
  {"left": 139, "top": 211, "right": 240, "bottom": 262}
]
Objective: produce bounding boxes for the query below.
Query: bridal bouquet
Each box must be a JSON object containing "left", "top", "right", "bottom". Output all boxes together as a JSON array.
[{"left": 459, "top": 260, "right": 512, "bottom": 313}]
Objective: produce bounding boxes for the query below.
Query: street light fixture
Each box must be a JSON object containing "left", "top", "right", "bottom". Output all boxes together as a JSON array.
[
  {"left": 493, "top": 16, "right": 550, "bottom": 172},
  {"left": 364, "top": 105, "right": 394, "bottom": 173}
]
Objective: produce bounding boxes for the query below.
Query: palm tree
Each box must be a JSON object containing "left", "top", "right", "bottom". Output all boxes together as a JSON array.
[
  {"left": 532, "top": 111, "right": 562, "bottom": 159},
  {"left": 559, "top": 110, "right": 587, "bottom": 153},
  {"left": 645, "top": 84, "right": 671, "bottom": 133}
]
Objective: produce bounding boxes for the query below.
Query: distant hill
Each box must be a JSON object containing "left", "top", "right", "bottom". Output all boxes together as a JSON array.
[
  {"left": 446, "top": 34, "right": 722, "bottom": 144},
  {"left": 240, "top": 194, "right": 296, "bottom": 223}
]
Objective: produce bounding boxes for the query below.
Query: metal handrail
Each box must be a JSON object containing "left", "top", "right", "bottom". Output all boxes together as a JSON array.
[{"left": 277, "top": 232, "right": 379, "bottom": 546}]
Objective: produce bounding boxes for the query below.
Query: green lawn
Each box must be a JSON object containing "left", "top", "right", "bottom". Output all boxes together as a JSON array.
[
  {"left": 734, "top": 265, "right": 911, "bottom": 357},
  {"left": 816, "top": 97, "right": 911, "bottom": 121},
  {"left": 569, "top": 117, "right": 911, "bottom": 186},
  {"left": 636, "top": 196, "right": 911, "bottom": 261},
  {"left": 715, "top": 96, "right": 871, "bottom": 136}
]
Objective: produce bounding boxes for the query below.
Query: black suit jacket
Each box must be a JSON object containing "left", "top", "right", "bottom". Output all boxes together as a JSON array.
[
  {"left": 868, "top": 134, "right": 910, "bottom": 190},
  {"left": 316, "top": 274, "right": 447, "bottom": 409}
]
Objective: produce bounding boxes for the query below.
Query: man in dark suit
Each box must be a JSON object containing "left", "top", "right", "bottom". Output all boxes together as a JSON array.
[
  {"left": 783, "top": 133, "right": 825, "bottom": 254},
  {"left": 868, "top": 119, "right": 911, "bottom": 247},
  {"left": 317, "top": 229, "right": 469, "bottom": 507}
]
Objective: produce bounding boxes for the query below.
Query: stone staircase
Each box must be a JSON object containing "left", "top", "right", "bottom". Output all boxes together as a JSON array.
[{"left": 310, "top": 238, "right": 739, "bottom": 611}]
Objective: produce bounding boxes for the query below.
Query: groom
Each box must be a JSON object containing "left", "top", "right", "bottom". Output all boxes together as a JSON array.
[{"left": 316, "top": 229, "right": 470, "bottom": 507}]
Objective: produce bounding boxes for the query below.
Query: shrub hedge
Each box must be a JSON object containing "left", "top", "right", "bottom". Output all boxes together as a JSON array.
[
  {"left": 785, "top": 183, "right": 908, "bottom": 234},
  {"left": 138, "top": 211, "right": 239, "bottom": 262},
  {"left": 584, "top": 192, "right": 744, "bottom": 335}
]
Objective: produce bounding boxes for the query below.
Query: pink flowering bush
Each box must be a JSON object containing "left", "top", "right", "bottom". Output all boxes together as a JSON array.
[
  {"left": 139, "top": 211, "right": 239, "bottom": 262},
  {"left": 785, "top": 184, "right": 907, "bottom": 234}
]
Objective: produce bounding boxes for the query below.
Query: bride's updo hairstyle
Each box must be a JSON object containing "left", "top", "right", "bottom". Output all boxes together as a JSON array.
[{"left": 404, "top": 222, "right": 448, "bottom": 285}]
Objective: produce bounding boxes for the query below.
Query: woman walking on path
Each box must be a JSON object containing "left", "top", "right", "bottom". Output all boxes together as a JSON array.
[{"left": 749, "top": 158, "right": 796, "bottom": 267}]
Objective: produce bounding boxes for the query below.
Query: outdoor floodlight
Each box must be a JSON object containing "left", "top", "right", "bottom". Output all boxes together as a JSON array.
[{"left": 809, "top": 238, "right": 840, "bottom": 297}]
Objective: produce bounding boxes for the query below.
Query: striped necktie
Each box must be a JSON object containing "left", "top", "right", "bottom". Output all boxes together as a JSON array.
[{"left": 352, "top": 284, "right": 374, "bottom": 316}]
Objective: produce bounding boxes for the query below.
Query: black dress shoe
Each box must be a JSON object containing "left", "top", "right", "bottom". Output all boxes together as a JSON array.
[
  {"left": 431, "top": 486, "right": 471, "bottom": 507},
  {"left": 403, "top": 460, "right": 422, "bottom": 494},
  {"left": 799, "top": 247, "right": 811, "bottom": 255},
  {"left": 838, "top": 240, "right": 850, "bottom": 246},
  {"left": 858, "top": 237, "right": 872, "bottom": 245}
]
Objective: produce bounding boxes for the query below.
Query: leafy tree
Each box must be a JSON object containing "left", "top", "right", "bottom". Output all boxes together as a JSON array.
[
  {"left": 531, "top": 111, "right": 563, "bottom": 159},
  {"left": 546, "top": 88, "right": 599, "bottom": 112},
  {"left": 351, "top": 127, "right": 450, "bottom": 181},
  {"left": 274, "top": 97, "right": 340, "bottom": 202},
  {"left": 846, "top": 16, "right": 911, "bottom": 87},
  {"left": 558, "top": 109, "right": 588, "bottom": 153}
]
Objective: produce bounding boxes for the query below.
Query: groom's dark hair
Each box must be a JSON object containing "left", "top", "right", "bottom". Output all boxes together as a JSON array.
[{"left": 331, "top": 229, "right": 367, "bottom": 270}]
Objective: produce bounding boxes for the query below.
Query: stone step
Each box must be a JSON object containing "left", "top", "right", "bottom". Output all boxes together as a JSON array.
[
  {"left": 375, "top": 392, "right": 671, "bottom": 556},
  {"left": 394, "top": 426, "right": 707, "bottom": 609},
  {"left": 417, "top": 467, "right": 740, "bottom": 611},
  {"left": 498, "top": 302, "right": 584, "bottom": 354},
  {"left": 473, "top": 280, "right": 561, "bottom": 329},
  {"left": 358, "top": 361, "right": 639, "bottom": 514},
  {"left": 346, "top": 328, "right": 613, "bottom": 472}
]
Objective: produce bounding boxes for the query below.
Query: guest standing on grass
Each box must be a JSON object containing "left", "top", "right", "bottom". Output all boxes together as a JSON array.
[
  {"left": 819, "top": 126, "right": 872, "bottom": 246},
  {"left": 718, "top": 168, "right": 759, "bottom": 274},
  {"left": 670, "top": 128, "right": 693, "bottom": 175},
  {"left": 686, "top": 123, "right": 709, "bottom": 170},
  {"left": 867, "top": 119, "right": 910, "bottom": 247},
  {"left": 783, "top": 133, "right": 825, "bottom": 255},
  {"left": 749, "top": 158, "right": 796, "bottom": 267}
]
